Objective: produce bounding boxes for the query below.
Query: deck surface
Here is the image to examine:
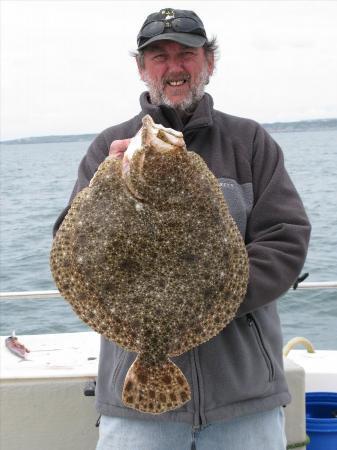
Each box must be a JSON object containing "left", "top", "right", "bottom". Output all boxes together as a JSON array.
[
  {"left": 0, "top": 332, "right": 100, "bottom": 379},
  {"left": 1, "top": 332, "right": 336, "bottom": 391}
]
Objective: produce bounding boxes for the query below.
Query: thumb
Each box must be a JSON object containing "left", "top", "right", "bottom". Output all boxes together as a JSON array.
[{"left": 109, "top": 138, "right": 131, "bottom": 158}]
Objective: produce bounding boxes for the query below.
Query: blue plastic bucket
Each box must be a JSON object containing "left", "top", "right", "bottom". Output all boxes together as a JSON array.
[{"left": 306, "top": 392, "right": 337, "bottom": 450}]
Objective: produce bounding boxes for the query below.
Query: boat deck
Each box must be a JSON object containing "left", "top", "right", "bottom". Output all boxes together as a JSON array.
[
  {"left": 0, "top": 332, "right": 100, "bottom": 380},
  {"left": 1, "top": 331, "right": 336, "bottom": 450}
]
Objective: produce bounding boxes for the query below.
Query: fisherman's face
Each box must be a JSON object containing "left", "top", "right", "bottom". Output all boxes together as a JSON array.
[{"left": 138, "top": 41, "right": 214, "bottom": 111}]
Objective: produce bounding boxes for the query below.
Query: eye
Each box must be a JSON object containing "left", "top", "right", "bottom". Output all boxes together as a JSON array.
[
  {"left": 152, "top": 54, "right": 167, "bottom": 62},
  {"left": 183, "top": 51, "right": 196, "bottom": 57}
]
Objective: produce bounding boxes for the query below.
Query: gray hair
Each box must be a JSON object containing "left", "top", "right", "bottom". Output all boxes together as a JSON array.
[{"left": 131, "top": 36, "right": 219, "bottom": 70}]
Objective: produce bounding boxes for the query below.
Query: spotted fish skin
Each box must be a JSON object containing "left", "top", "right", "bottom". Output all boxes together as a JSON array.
[
  {"left": 50, "top": 114, "right": 249, "bottom": 414},
  {"left": 123, "top": 356, "right": 191, "bottom": 414}
]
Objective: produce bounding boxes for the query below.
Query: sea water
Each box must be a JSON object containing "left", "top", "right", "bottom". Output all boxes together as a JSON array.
[{"left": 0, "top": 129, "right": 336, "bottom": 348}]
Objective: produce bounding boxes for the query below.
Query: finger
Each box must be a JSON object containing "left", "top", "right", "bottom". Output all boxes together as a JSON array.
[
  {"left": 109, "top": 148, "right": 125, "bottom": 159},
  {"left": 109, "top": 139, "right": 131, "bottom": 158}
]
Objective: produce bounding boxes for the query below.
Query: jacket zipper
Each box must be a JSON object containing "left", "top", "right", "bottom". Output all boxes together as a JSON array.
[
  {"left": 190, "top": 348, "right": 202, "bottom": 450},
  {"left": 183, "top": 125, "right": 209, "bottom": 145},
  {"left": 247, "top": 313, "right": 275, "bottom": 381},
  {"left": 191, "top": 348, "right": 202, "bottom": 431}
]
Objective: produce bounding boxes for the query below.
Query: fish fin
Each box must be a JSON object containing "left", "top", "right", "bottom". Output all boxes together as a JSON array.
[{"left": 122, "top": 355, "right": 191, "bottom": 414}]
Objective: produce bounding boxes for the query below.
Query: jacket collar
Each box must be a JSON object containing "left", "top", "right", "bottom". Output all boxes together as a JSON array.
[{"left": 138, "top": 91, "right": 214, "bottom": 133}]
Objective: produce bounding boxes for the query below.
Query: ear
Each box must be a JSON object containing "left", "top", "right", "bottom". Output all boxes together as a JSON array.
[
  {"left": 136, "top": 57, "right": 146, "bottom": 82},
  {"left": 207, "top": 52, "right": 215, "bottom": 76}
]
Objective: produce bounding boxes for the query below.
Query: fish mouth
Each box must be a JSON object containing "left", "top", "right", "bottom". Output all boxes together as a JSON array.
[
  {"left": 142, "top": 115, "right": 185, "bottom": 151},
  {"left": 122, "top": 115, "right": 186, "bottom": 199}
]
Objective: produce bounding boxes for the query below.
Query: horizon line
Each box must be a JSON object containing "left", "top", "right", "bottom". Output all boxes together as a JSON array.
[{"left": 1, "top": 117, "right": 337, "bottom": 143}]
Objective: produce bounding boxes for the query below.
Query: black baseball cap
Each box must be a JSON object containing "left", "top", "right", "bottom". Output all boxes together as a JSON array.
[{"left": 137, "top": 8, "right": 207, "bottom": 50}]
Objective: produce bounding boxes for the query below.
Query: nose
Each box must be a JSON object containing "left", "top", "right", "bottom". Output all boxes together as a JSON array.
[{"left": 166, "top": 56, "right": 185, "bottom": 73}]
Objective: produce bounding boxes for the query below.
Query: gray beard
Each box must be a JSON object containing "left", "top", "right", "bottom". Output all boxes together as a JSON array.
[{"left": 143, "top": 66, "right": 210, "bottom": 112}]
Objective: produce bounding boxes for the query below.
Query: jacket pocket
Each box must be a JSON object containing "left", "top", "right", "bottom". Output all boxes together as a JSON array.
[
  {"left": 112, "top": 349, "right": 137, "bottom": 401},
  {"left": 247, "top": 313, "right": 275, "bottom": 381},
  {"left": 96, "top": 339, "right": 136, "bottom": 409},
  {"left": 112, "top": 349, "right": 128, "bottom": 386}
]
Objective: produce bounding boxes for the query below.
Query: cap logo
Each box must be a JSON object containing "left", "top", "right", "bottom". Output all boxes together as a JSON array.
[{"left": 161, "top": 8, "right": 175, "bottom": 21}]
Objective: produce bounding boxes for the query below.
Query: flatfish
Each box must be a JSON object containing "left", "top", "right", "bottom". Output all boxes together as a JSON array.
[{"left": 50, "top": 115, "right": 249, "bottom": 414}]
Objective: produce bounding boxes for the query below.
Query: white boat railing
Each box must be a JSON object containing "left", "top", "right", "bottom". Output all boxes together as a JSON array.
[
  {"left": 0, "top": 281, "right": 337, "bottom": 301},
  {"left": 0, "top": 290, "right": 61, "bottom": 300}
]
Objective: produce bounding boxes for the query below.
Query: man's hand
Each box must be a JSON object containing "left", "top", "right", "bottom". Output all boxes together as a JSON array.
[{"left": 109, "top": 139, "right": 131, "bottom": 159}]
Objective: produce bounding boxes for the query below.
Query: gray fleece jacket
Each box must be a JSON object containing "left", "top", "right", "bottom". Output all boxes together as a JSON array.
[{"left": 54, "top": 92, "right": 311, "bottom": 427}]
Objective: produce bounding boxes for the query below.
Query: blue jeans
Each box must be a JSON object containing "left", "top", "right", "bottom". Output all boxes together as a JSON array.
[{"left": 96, "top": 406, "right": 287, "bottom": 450}]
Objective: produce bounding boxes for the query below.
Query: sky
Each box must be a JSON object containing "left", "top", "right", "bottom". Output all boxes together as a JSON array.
[{"left": 1, "top": 0, "right": 337, "bottom": 140}]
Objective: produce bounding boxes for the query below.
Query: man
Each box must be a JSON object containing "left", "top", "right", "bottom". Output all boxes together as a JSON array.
[{"left": 54, "top": 8, "right": 311, "bottom": 450}]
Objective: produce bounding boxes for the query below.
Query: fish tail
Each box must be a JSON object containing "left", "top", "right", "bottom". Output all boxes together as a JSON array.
[{"left": 122, "top": 355, "right": 191, "bottom": 414}]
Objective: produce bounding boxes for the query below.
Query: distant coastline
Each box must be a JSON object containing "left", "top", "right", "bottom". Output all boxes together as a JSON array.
[{"left": 1, "top": 118, "right": 337, "bottom": 145}]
